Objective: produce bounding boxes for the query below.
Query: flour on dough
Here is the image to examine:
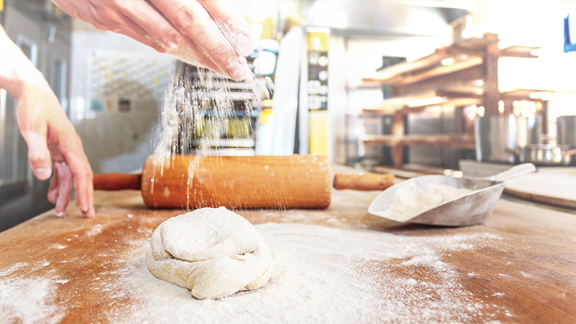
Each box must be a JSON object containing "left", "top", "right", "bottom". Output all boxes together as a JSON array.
[{"left": 146, "top": 207, "right": 273, "bottom": 299}]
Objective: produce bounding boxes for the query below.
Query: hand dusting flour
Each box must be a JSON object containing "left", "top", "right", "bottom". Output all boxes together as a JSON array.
[{"left": 382, "top": 181, "right": 473, "bottom": 221}]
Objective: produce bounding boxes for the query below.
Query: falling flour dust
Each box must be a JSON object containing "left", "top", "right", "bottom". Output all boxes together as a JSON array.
[
  {"left": 151, "top": 64, "right": 262, "bottom": 211},
  {"left": 381, "top": 181, "right": 474, "bottom": 221},
  {"left": 153, "top": 65, "right": 260, "bottom": 156}
]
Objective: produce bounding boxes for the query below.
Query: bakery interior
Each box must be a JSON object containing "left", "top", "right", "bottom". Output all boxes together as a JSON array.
[{"left": 0, "top": 0, "right": 575, "bottom": 323}]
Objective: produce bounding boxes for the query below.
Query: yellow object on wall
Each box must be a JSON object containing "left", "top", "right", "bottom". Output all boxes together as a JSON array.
[
  {"left": 309, "top": 110, "right": 328, "bottom": 156},
  {"left": 261, "top": 17, "right": 274, "bottom": 40},
  {"left": 307, "top": 32, "right": 329, "bottom": 51},
  {"left": 0, "top": 0, "right": 4, "bottom": 12},
  {"left": 259, "top": 109, "right": 273, "bottom": 126}
]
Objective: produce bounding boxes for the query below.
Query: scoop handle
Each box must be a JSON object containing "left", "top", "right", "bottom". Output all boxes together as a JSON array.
[{"left": 489, "top": 163, "right": 536, "bottom": 182}]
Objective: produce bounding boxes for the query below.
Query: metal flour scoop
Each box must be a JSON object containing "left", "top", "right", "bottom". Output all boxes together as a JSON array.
[{"left": 368, "top": 163, "right": 536, "bottom": 227}]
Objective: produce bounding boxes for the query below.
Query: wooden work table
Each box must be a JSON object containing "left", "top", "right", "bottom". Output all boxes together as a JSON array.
[{"left": 0, "top": 176, "right": 575, "bottom": 323}]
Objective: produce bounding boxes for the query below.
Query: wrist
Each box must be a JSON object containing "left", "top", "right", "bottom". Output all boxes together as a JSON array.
[
  {"left": 11, "top": 67, "right": 52, "bottom": 101},
  {"left": 0, "top": 31, "right": 49, "bottom": 99}
]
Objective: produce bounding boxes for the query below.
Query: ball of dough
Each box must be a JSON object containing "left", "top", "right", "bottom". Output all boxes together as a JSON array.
[{"left": 146, "top": 207, "right": 273, "bottom": 299}]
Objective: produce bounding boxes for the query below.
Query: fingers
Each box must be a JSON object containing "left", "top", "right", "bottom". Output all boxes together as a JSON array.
[
  {"left": 150, "top": 0, "right": 249, "bottom": 80},
  {"left": 45, "top": 105, "right": 94, "bottom": 218},
  {"left": 60, "top": 144, "right": 95, "bottom": 218},
  {"left": 55, "top": 0, "right": 246, "bottom": 78},
  {"left": 118, "top": 1, "right": 228, "bottom": 75},
  {"left": 110, "top": 12, "right": 166, "bottom": 53},
  {"left": 197, "top": 0, "right": 254, "bottom": 56},
  {"left": 119, "top": 0, "right": 182, "bottom": 49},
  {"left": 46, "top": 137, "right": 94, "bottom": 218},
  {"left": 167, "top": 38, "right": 230, "bottom": 77},
  {"left": 14, "top": 60, "right": 94, "bottom": 219},
  {"left": 48, "top": 158, "right": 94, "bottom": 218},
  {"left": 16, "top": 98, "right": 53, "bottom": 181},
  {"left": 53, "top": 162, "right": 73, "bottom": 217},
  {"left": 47, "top": 166, "right": 59, "bottom": 204},
  {"left": 22, "top": 131, "right": 53, "bottom": 181}
]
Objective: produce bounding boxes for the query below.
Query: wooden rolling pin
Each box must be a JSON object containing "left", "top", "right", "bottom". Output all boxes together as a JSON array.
[{"left": 93, "top": 154, "right": 394, "bottom": 209}]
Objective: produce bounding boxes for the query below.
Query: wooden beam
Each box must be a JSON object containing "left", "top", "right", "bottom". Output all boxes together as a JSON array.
[
  {"left": 362, "top": 91, "right": 438, "bottom": 113},
  {"left": 500, "top": 45, "right": 540, "bottom": 58},
  {"left": 435, "top": 89, "right": 483, "bottom": 99},
  {"left": 501, "top": 89, "right": 554, "bottom": 101},
  {"left": 361, "top": 34, "right": 499, "bottom": 84},
  {"left": 401, "top": 98, "right": 481, "bottom": 114},
  {"left": 394, "top": 57, "right": 483, "bottom": 87},
  {"left": 396, "top": 65, "right": 484, "bottom": 96},
  {"left": 362, "top": 90, "right": 482, "bottom": 115},
  {"left": 391, "top": 144, "right": 404, "bottom": 169},
  {"left": 362, "top": 134, "right": 476, "bottom": 150},
  {"left": 482, "top": 42, "right": 500, "bottom": 116},
  {"left": 361, "top": 50, "right": 450, "bottom": 83},
  {"left": 392, "top": 112, "right": 404, "bottom": 136}
]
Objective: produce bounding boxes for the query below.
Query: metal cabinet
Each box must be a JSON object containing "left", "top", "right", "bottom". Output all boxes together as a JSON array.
[
  {"left": 0, "top": 0, "right": 71, "bottom": 229},
  {"left": 0, "top": 6, "right": 44, "bottom": 189}
]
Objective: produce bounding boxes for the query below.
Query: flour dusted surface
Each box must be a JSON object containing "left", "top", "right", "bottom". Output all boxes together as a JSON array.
[
  {"left": 0, "top": 264, "right": 64, "bottom": 324},
  {"left": 112, "top": 223, "right": 508, "bottom": 323}
]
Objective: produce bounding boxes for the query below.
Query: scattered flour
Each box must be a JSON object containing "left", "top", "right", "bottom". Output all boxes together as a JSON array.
[
  {"left": 0, "top": 262, "right": 28, "bottom": 277},
  {"left": 109, "top": 223, "right": 506, "bottom": 323},
  {"left": 382, "top": 181, "right": 474, "bottom": 221},
  {"left": 85, "top": 224, "right": 103, "bottom": 237},
  {"left": 0, "top": 274, "right": 64, "bottom": 324},
  {"left": 0, "top": 223, "right": 510, "bottom": 323}
]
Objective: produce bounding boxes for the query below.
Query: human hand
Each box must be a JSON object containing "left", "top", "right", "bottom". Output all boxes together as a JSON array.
[
  {"left": 0, "top": 24, "right": 94, "bottom": 218},
  {"left": 16, "top": 80, "right": 95, "bottom": 218},
  {"left": 52, "top": 0, "right": 254, "bottom": 80}
]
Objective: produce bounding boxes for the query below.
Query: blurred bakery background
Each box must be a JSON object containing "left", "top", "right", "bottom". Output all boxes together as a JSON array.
[{"left": 1, "top": 0, "right": 575, "bottom": 229}]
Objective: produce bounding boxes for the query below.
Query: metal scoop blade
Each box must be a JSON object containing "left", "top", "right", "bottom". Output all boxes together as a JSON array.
[{"left": 368, "top": 163, "right": 536, "bottom": 226}]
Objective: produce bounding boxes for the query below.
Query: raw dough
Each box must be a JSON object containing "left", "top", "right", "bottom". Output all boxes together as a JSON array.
[{"left": 146, "top": 207, "right": 273, "bottom": 299}]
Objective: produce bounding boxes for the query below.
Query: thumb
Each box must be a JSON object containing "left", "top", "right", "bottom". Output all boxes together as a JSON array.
[{"left": 23, "top": 131, "right": 52, "bottom": 181}]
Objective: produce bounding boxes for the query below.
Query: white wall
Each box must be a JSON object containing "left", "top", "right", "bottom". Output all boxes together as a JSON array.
[
  {"left": 70, "top": 19, "right": 175, "bottom": 174},
  {"left": 470, "top": 0, "right": 576, "bottom": 139},
  {"left": 483, "top": 0, "right": 576, "bottom": 93},
  {"left": 304, "top": 1, "right": 452, "bottom": 37}
]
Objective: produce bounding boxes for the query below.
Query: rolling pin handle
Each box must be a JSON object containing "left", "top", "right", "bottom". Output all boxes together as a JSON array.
[
  {"left": 333, "top": 173, "right": 394, "bottom": 191},
  {"left": 93, "top": 173, "right": 142, "bottom": 191}
]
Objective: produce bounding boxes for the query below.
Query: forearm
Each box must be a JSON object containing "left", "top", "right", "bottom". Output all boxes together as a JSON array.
[{"left": 0, "top": 25, "right": 50, "bottom": 99}]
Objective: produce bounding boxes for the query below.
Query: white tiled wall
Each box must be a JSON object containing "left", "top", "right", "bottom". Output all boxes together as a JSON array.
[{"left": 70, "top": 19, "right": 175, "bottom": 173}]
